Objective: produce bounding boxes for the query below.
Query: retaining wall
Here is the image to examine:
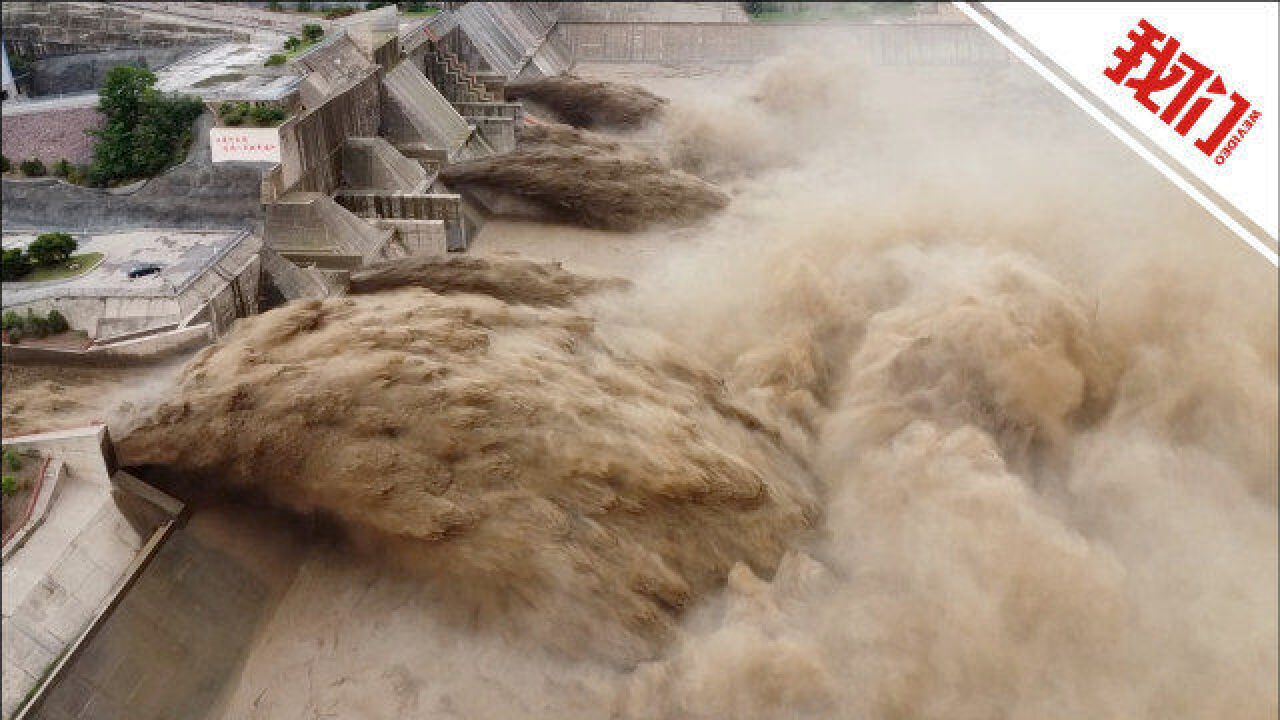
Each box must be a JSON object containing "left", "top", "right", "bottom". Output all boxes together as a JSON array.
[
  {"left": 0, "top": 114, "right": 263, "bottom": 233},
  {"left": 0, "top": 323, "right": 211, "bottom": 366},
  {"left": 2, "top": 1, "right": 248, "bottom": 58},
  {"left": 29, "top": 46, "right": 201, "bottom": 96}
]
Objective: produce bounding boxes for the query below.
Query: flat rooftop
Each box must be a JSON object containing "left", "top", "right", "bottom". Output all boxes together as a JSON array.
[
  {"left": 155, "top": 42, "right": 302, "bottom": 102},
  {"left": 2, "top": 229, "right": 245, "bottom": 305}
]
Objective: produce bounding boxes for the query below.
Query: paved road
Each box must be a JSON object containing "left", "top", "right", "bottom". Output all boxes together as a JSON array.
[{"left": 1, "top": 93, "right": 98, "bottom": 117}]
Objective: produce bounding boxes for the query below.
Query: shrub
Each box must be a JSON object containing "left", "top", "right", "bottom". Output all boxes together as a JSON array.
[
  {"left": 0, "top": 155, "right": 10, "bottom": 173},
  {"left": 325, "top": 6, "right": 357, "bottom": 19},
  {"left": 3, "top": 449, "right": 21, "bottom": 472},
  {"left": 2, "top": 475, "right": 18, "bottom": 497},
  {"left": 264, "top": 54, "right": 288, "bottom": 67},
  {"left": 28, "top": 232, "right": 77, "bottom": 267},
  {"left": 52, "top": 158, "right": 73, "bottom": 177},
  {"left": 90, "top": 66, "right": 205, "bottom": 185},
  {"left": 405, "top": 1, "right": 429, "bottom": 12},
  {"left": 297, "top": 0, "right": 312, "bottom": 11},
  {"left": 267, "top": 0, "right": 282, "bottom": 9},
  {"left": 249, "top": 103, "right": 287, "bottom": 126},
  {"left": 46, "top": 309, "right": 69, "bottom": 334},
  {"left": 1, "top": 248, "right": 32, "bottom": 281},
  {"left": 0, "top": 308, "right": 70, "bottom": 340},
  {"left": 220, "top": 101, "right": 249, "bottom": 125},
  {"left": 19, "top": 158, "right": 46, "bottom": 176},
  {"left": 65, "top": 164, "right": 89, "bottom": 185},
  {"left": 302, "top": 23, "right": 325, "bottom": 43},
  {"left": 366, "top": 1, "right": 390, "bottom": 9},
  {"left": 283, "top": 36, "right": 302, "bottom": 52},
  {"left": 23, "top": 309, "right": 48, "bottom": 339}
]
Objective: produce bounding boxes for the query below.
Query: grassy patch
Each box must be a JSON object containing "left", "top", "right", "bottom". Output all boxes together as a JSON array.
[
  {"left": 18, "top": 253, "right": 104, "bottom": 282},
  {"left": 284, "top": 39, "right": 322, "bottom": 59}
]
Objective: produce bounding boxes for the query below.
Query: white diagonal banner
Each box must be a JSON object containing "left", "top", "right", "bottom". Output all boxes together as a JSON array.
[{"left": 958, "top": 2, "right": 1278, "bottom": 266}]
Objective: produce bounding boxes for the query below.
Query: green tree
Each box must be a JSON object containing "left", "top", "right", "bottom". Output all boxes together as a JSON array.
[
  {"left": 264, "top": 54, "right": 288, "bottom": 67},
  {"left": 90, "top": 65, "right": 204, "bottom": 184},
  {"left": 283, "top": 35, "right": 302, "bottom": 52},
  {"left": 27, "top": 232, "right": 77, "bottom": 267},
  {"left": 302, "top": 23, "right": 325, "bottom": 43},
  {"left": 297, "top": 0, "right": 312, "bottom": 11},
  {"left": 98, "top": 66, "right": 157, "bottom": 128},
  {"left": 2, "top": 475, "right": 18, "bottom": 497},
  {"left": 0, "top": 155, "right": 10, "bottom": 173},
  {"left": 1, "top": 249, "right": 32, "bottom": 281},
  {"left": 3, "top": 449, "right": 21, "bottom": 472}
]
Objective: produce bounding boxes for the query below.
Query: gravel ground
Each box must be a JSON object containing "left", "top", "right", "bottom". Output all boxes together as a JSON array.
[{"left": 1, "top": 107, "right": 103, "bottom": 166}]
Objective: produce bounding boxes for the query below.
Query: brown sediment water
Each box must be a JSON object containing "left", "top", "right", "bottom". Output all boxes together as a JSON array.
[
  {"left": 504, "top": 74, "right": 667, "bottom": 129},
  {"left": 117, "top": 47, "right": 1275, "bottom": 720},
  {"left": 440, "top": 121, "right": 728, "bottom": 231},
  {"left": 347, "top": 253, "right": 630, "bottom": 305}
]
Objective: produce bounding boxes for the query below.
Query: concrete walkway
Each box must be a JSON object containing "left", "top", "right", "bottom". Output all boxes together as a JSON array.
[{"left": 1, "top": 94, "right": 98, "bottom": 117}]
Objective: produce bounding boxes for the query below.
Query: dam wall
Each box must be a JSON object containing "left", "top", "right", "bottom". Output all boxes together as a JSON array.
[
  {"left": 553, "top": 21, "right": 1014, "bottom": 66},
  {"left": 275, "top": 72, "right": 382, "bottom": 197}
]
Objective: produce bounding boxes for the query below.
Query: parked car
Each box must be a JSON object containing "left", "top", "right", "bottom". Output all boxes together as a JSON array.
[{"left": 127, "top": 263, "right": 163, "bottom": 279}]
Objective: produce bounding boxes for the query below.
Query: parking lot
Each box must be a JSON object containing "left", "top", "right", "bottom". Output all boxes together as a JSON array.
[{"left": 1, "top": 229, "right": 241, "bottom": 303}]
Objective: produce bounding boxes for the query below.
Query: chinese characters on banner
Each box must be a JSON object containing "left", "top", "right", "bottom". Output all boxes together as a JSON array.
[
  {"left": 1105, "top": 19, "right": 1262, "bottom": 166},
  {"left": 210, "top": 127, "right": 283, "bottom": 163}
]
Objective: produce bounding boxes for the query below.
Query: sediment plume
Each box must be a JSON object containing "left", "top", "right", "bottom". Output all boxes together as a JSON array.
[
  {"left": 1, "top": 360, "right": 184, "bottom": 437},
  {"left": 516, "top": 122, "right": 630, "bottom": 153},
  {"left": 505, "top": 75, "right": 667, "bottom": 129},
  {"left": 119, "top": 280, "right": 818, "bottom": 663},
  {"left": 348, "top": 253, "right": 630, "bottom": 306},
  {"left": 122, "top": 41, "right": 1274, "bottom": 720},
  {"left": 440, "top": 124, "right": 728, "bottom": 231}
]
